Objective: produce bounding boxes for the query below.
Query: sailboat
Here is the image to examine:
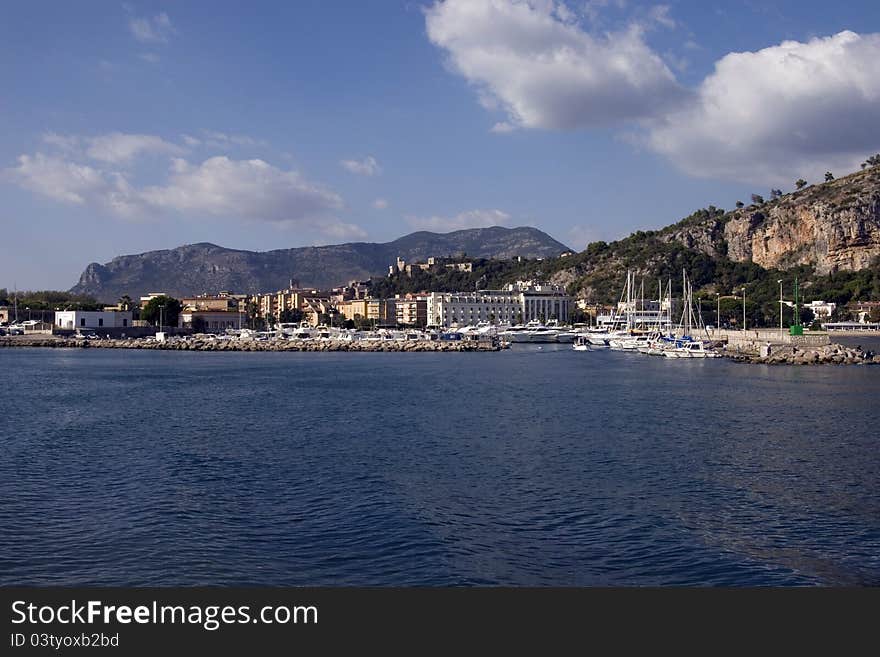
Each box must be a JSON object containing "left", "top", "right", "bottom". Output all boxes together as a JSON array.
[{"left": 663, "top": 271, "right": 720, "bottom": 358}]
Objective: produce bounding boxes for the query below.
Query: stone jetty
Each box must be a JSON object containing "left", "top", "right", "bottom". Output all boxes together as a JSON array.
[
  {"left": 725, "top": 343, "right": 880, "bottom": 365},
  {"left": 0, "top": 335, "right": 500, "bottom": 352}
]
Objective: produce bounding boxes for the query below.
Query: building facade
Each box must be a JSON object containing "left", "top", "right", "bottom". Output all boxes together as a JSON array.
[
  {"left": 394, "top": 296, "right": 428, "bottom": 326},
  {"left": 55, "top": 310, "right": 133, "bottom": 330},
  {"left": 803, "top": 300, "right": 836, "bottom": 319},
  {"left": 426, "top": 282, "right": 571, "bottom": 327},
  {"left": 179, "top": 310, "right": 244, "bottom": 333}
]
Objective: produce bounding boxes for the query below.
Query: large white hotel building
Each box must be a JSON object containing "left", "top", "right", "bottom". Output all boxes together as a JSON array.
[{"left": 425, "top": 282, "right": 572, "bottom": 327}]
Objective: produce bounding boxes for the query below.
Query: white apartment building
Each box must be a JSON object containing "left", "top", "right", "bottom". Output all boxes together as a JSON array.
[
  {"left": 803, "top": 300, "right": 836, "bottom": 319},
  {"left": 426, "top": 282, "right": 571, "bottom": 327}
]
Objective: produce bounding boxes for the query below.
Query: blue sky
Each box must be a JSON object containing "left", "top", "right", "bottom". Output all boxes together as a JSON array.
[{"left": 2, "top": 0, "right": 879, "bottom": 289}]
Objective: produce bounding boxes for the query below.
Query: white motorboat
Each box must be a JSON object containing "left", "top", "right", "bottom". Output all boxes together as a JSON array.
[
  {"left": 663, "top": 341, "right": 720, "bottom": 358},
  {"left": 572, "top": 335, "right": 592, "bottom": 351}
]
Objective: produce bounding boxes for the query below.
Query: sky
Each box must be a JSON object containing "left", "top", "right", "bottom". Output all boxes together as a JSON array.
[{"left": 2, "top": 0, "right": 879, "bottom": 290}]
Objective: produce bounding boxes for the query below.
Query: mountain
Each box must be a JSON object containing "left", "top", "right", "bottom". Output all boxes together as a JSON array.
[
  {"left": 70, "top": 226, "right": 571, "bottom": 301},
  {"left": 490, "top": 165, "right": 880, "bottom": 325}
]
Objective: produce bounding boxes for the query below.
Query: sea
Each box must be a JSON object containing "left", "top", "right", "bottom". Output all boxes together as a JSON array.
[{"left": 2, "top": 342, "right": 879, "bottom": 586}]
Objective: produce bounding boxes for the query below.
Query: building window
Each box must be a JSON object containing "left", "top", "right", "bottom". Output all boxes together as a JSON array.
[
  {"left": 98, "top": 318, "right": 104, "bottom": 327},
  {"left": 80, "top": 318, "right": 85, "bottom": 327},
  {"left": 123, "top": 319, "right": 128, "bottom": 327}
]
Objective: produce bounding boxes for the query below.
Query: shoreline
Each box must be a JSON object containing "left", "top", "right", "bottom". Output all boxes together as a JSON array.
[{"left": 0, "top": 335, "right": 500, "bottom": 352}]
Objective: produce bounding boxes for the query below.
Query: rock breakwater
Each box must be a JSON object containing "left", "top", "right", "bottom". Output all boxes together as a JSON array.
[
  {"left": 725, "top": 343, "right": 880, "bottom": 365},
  {"left": 0, "top": 335, "right": 499, "bottom": 352}
]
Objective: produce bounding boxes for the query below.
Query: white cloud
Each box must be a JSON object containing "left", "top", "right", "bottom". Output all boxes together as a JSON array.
[
  {"left": 566, "top": 224, "right": 603, "bottom": 249},
  {"left": 407, "top": 208, "right": 511, "bottom": 231},
  {"left": 340, "top": 155, "right": 381, "bottom": 176},
  {"left": 583, "top": 0, "right": 628, "bottom": 25},
  {"left": 317, "top": 220, "right": 368, "bottom": 240},
  {"left": 139, "top": 52, "right": 160, "bottom": 64},
  {"left": 129, "top": 12, "right": 175, "bottom": 43},
  {"left": 490, "top": 121, "right": 516, "bottom": 133},
  {"left": 140, "top": 157, "right": 345, "bottom": 224},
  {"left": 645, "top": 4, "right": 675, "bottom": 30},
  {"left": 203, "top": 131, "right": 267, "bottom": 149},
  {"left": 42, "top": 132, "right": 80, "bottom": 153},
  {"left": 425, "top": 0, "right": 683, "bottom": 130},
  {"left": 372, "top": 198, "right": 389, "bottom": 209},
  {"left": 181, "top": 134, "right": 201, "bottom": 147},
  {"left": 85, "top": 132, "right": 184, "bottom": 164},
  {"left": 5, "top": 148, "right": 357, "bottom": 237},
  {"left": 4, "top": 153, "right": 145, "bottom": 217},
  {"left": 648, "top": 30, "right": 880, "bottom": 185}
]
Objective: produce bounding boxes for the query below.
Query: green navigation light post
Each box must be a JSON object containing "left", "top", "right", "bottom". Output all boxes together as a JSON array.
[{"left": 790, "top": 276, "right": 803, "bottom": 336}]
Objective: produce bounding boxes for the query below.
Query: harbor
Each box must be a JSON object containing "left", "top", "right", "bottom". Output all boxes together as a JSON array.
[{"left": 3, "top": 342, "right": 879, "bottom": 587}]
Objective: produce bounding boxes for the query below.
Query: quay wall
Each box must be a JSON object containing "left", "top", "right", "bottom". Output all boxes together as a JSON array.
[{"left": 708, "top": 328, "right": 830, "bottom": 351}]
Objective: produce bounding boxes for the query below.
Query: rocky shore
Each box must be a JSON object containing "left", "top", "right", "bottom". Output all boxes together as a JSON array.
[
  {"left": 0, "top": 335, "right": 499, "bottom": 352},
  {"left": 725, "top": 343, "right": 880, "bottom": 365}
]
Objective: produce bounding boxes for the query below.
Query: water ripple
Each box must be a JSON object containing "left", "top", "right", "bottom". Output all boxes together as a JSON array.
[{"left": 1, "top": 346, "right": 878, "bottom": 586}]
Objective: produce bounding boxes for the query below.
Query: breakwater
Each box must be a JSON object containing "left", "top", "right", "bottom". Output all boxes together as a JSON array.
[
  {"left": 725, "top": 342, "right": 880, "bottom": 365},
  {"left": 0, "top": 335, "right": 499, "bottom": 352}
]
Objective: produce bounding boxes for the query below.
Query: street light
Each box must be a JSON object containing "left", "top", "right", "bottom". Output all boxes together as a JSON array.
[
  {"left": 158, "top": 304, "right": 165, "bottom": 333},
  {"left": 716, "top": 293, "right": 720, "bottom": 332},
  {"left": 777, "top": 279, "right": 783, "bottom": 332},
  {"left": 742, "top": 287, "right": 746, "bottom": 331}
]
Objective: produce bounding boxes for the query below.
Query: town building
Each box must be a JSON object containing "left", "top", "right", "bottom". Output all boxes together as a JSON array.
[
  {"left": 389, "top": 256, "right": 473, "bottom": 277},
  {"left": 803, "top": 300, "right": 836, "bottom": 319},
  {"left": 249, "top": 284, "right": 322, "bottom": 321},
  {"left": 179, "top": 310, "right": 244, "bottom": 333},
  {"left": 55, "top": 310, "right": 133, "bottom": 330},
  {"left": 394, "top": 295, "right": 428, "bottom": 326},
  {"left": 848, "top": 300, "right": 880, "bottom": 323},
  {"left": 139, "top": 292, "right": 169, "bottom": 308},
  {"left": 338, "top": 298, "right": 395, "bottom": 325},
  {"left": 425, "top": 281, "right": 571, "bottom": 327},
  {"left": 181, "top": 292, "right": 246, "bottom": 313},
  {"left": 177, "top": 292, "right": 247, "bottom": 333}
]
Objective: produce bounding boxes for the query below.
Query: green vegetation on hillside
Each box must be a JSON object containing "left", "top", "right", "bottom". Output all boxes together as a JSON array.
[{"left": 368, "top": 167, "right": 880, "bottom": 329}]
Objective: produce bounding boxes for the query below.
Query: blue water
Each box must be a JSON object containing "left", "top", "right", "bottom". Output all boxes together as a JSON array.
[{"left": 1, "top": 346, "right": 879, "bottom": 586}]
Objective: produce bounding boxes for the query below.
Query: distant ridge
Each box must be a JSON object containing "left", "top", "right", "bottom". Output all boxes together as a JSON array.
[{"left": 70, "top": 226, "right": 572, "bottom": 301}]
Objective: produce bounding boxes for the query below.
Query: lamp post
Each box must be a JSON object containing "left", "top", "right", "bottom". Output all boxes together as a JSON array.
[
  {"left": 742, "top": 287, "right": 746, "bottom": 331},
  {"left": 716, "top": 293, "right": 720, "bottom": 333},
  {"left": 158, "top": 304, "right": 164, "bottom": 334},
  {"left": 777, "top": 279, "right": 783, "bottom": 332}
]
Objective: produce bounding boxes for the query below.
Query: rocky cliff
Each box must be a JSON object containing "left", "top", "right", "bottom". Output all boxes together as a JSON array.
[
  {"left": 722, "top": 170, "right": 880, "bottom": 274},
  {"left": 498, "top": 166, "right": 880, "bottom": 306},
  {"left": 662, "top": 166, "right": 880, "bottom": 274},
  {"left": 70, "top": 226, "right": 570, "bottom": 301}
]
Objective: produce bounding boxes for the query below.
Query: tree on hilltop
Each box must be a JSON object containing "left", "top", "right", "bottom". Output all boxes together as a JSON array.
[
  {"left": 795, "top": 179, "right": 807, "bottom": 190},
  {"left": 825, "top": 171, "right": 834, "bottom": 182},
  {"left": 750, "top": 194, "right": 765, "bottom": 205}
]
